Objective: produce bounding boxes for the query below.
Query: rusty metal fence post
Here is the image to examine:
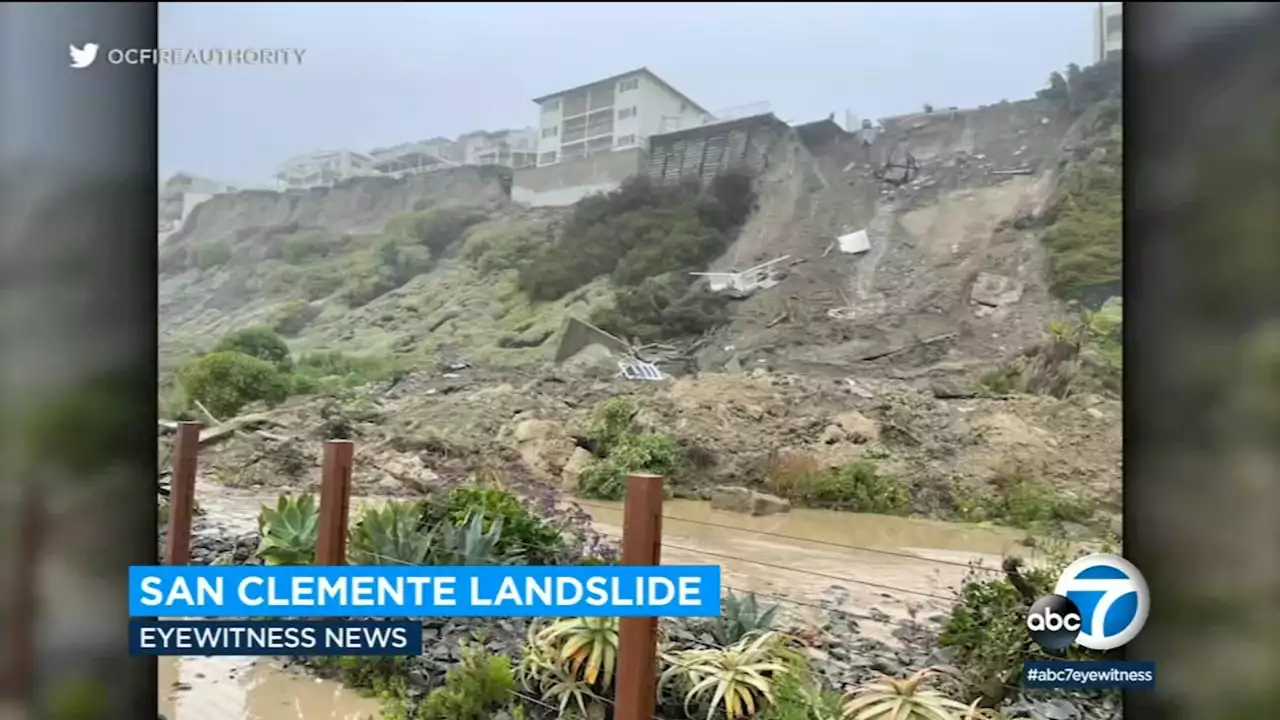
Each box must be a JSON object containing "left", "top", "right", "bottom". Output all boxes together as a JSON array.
[
  {"left": 164, "top": 421, "right": 202, "bottom": 565},
  {"left": 614, "top": 473, "right": 664, "bottom": 720},
  {"left": 315, "top": 440, "right": 354, "bottom": 565}
]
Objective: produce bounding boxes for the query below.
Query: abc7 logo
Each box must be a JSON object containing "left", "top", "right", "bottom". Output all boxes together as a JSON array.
[{"left": 1026, "top": 595, "right": 1084, "bottom": 650}]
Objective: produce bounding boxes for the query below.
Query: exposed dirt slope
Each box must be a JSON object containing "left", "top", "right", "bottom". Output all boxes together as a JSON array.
[{"left": 699, "top": 98, "right": 1079, "bottom": 385}]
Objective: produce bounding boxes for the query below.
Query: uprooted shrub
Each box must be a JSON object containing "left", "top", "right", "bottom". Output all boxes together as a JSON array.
[
  {"left": 979, "top": 298, "right": 1123, "bottom": 399},
  {"left": 590, "top": 272, "right": 732, "bottom": 343},
  {"left": 576, "top": 398, "right": 684, "bottom": 500},
  {"left": 516, "top": 172, "right": 756, "bottom": 302}
]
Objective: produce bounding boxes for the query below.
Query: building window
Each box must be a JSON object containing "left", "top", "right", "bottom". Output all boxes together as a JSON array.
[
  {"left": 539, "top": 151, "right": 557, "bottom": 165},
  {"left": 618, "top": 107, "right": 637, "bottom": 120},
  {"left": 680, "top": 103, "right": 688, "bottom": 112},
  {"left": 587, "top": 136, "right": 613, "bottom": 154},
  {"left": 542, "top": 99, "right": 560, "bottom": 113},
  {"left": 561, "top": 142, "right": 586, "bottom": 160},
  {"left": 618, "top": 77, "right": 639, "bottom": 92},
  {"left": 616, "top": 134, "right": 635, "bottom": 147},
  {"left": 1105, "top": 14, "right": 1121, "bottom": 36},
  {"left": 542, "top": 126, "right": 558, "bottom": 138}
]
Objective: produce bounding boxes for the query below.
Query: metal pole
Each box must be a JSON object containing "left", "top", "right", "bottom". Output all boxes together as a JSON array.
[
  {"left": 164, "top": 422, "right": 201, "bottom": 565},
  {"left": 314, "top": 440, "right": 354, "bottom": 565},
  {"left": 613, "top": 473, "right": 664, "bottom": 720}
]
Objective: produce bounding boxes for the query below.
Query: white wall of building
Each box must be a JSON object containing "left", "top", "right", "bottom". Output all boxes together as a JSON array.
[
  {"left": 636, "top": 76, "right": 707, "bottom": 139},
  {"left": 1096, "top": 3, "right": 1122, "bottom": 63},
  {"left": 534, "top": 71, "right": 708, "bottom": 166}
]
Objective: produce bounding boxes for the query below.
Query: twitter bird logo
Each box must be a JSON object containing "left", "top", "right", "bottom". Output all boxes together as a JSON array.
[{"left": 69, "top": 43, "right": 99, "bottom": 69}]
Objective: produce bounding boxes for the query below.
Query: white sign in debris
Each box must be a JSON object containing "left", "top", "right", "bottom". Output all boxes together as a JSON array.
[
  {"left": 691, "top": 256, "right": 791, "bottom": 298},
  {"left": 618, "top": 360, "right": 664, "bottom": 381},
  {"left": 836, "top": 229, "right": 870, "bottom": 254}
]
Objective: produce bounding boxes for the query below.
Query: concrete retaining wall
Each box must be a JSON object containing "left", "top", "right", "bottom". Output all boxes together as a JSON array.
[{"left": 512, "top": 148, "right": 647, "bottom": 207}]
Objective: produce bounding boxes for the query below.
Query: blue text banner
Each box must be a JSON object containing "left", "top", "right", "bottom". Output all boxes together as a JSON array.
[{"left": 129, "top": 565, "right": 722, "bottom": 617}]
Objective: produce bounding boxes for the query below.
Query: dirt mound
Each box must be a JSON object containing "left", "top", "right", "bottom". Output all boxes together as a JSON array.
[{"left": 192, "top": 370, "right": 1121, "bottom": 531}]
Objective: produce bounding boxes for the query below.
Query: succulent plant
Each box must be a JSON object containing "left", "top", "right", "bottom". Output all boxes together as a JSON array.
[{"left": 256, "top": 494, "right": 319, "bottom": 565}]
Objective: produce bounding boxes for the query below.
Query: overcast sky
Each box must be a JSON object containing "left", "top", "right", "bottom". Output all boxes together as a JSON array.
[{"left": 159, "top": 2, "right": 1097, "bottom": 186}]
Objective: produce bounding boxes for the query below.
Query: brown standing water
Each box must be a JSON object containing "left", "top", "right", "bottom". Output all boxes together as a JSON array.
[{"left": 162, "top": 486, "right": 1030, "bottom": 719}]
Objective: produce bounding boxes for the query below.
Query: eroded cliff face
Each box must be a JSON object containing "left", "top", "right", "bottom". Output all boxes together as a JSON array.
[{"left": 169, "top": 166, "right": 511, "bottom": 246}]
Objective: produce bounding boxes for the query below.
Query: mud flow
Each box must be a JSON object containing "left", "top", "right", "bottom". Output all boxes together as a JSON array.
[{"left": 159, "top": 655, "right": 379, "bottom": 720}]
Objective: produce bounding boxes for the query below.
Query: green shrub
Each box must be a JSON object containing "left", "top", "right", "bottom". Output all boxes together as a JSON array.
[
  {"left": 214, "top": 326, "right": 293, "bottom": 370},
  {"left": 1040, "top": 106, "right": 1122, "bottom": 300},
  {"left": 591, "top": 274, "right": 731, "bottom": 342},
  {"left": 179, "top": 351, "right": 290, "bottom": 418},
  {"left": 609, "top": 433, "right": 682, "bottom": 477},
  {"left": 461, "top": 223, "right": 547, "bottom": 274},
  {"left": 281, "top": 230, "right": 343, "bottom": 264},
  {"left": 340, "top": 239, "right": 434, "bottom": 307},
  {"left": 587, "top": 397, "right": 639, "bottom": 452},
  {"left": 295, "top": 350, "right": 400, "bottom": 388},
  {"left": 577, "top": 460, "right": 629, "bottom": 501},
  {"left": 577, "top": 398, "right": 684, "bottom": 499},
  {"left": 416, "top": 642, "right": 517, "bottom": 720},
  {"left": 939, "top": 547, "right": 1101, "bottom": 703},
  {"left": 770, "top": 460, "right": 909, "bottom": 513},
  {"left": 516, "top": 172, "right": 755, "bottom": 302},
  {"left": 196, "top": 241, "right": 232, "bottom": 269},
  {"left": 433, "top": 487, "right": 568, "bottom": 565},
  {"left": 387, "top": 207, "right": 487, "bottom": 256},
  {"left": 271, "top": 300, "right": 322, "bottom": 337},
  {"left": 952, "top": 471, "right": 1095, "bottom": 529}
]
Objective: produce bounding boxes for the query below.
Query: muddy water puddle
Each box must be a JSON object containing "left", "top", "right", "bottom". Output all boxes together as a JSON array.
[
  {"left": 174, "top": 485, "right": 1030, "bottom": 718},
  {"left": 159, "top": 656, "right": 380, "bottom": 720},
  {"left": 576, "top": 499, "right": 1028, "bottom": 643}
]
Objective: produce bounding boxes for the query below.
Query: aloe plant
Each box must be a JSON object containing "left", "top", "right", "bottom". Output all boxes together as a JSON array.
[
  {"left": 841, "top": 668, "right": 972, "bottom": 720},
  {"left": 537, "top": 616, "right": 620, "bottom": 689},
  {"left": 436, "top": 511, "right": 517, "bottom": 565},
  {"left": 348, "top": 501, "right": 435, "bottom": 566},
  {"left": 256, "top": 494, "right": 319, "bottom": 565},
  {"left": 660, "top": 631, "right": 794, "bottom": 720},
  {"left": 710, "top": 590, "right": 780, "bottom": 646}
]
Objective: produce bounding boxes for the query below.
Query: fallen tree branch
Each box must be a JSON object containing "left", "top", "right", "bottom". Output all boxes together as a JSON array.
[{"left": 857, "top": 332, "right": 958, "bottom": 362}]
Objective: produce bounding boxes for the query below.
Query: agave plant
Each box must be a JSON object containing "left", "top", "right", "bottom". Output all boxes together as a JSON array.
[
  {"left": 710, "top": 590, "right": 780, "bottom": 646},
  {"left": 841, "top": 668, "right": 972, "bottom": 720},
  {"left": 347, "top": 501, "right": 435, "bottom": 566},
  {"left": 660, "top": 631, "right": 793, "bottom": 720},
  {"left": 436, "top": 511, "right": 518, "bottom": 565},
  {"left": 536, "top": 616, "right": 620, "bottom": 689},
  {"left": 256, "top": 494, "right": 319, "bottom": 565}
]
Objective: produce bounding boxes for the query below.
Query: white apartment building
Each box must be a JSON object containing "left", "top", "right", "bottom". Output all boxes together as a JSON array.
[
  {"left": 532, "top": 67, "right": 710, "bottom": 166},
  {"left": 457, "top": 128, "right": 539, "bottom": 169},
  {"left": 276, "top": 150, "right": 374, "bottom": 189},
  {"left": 1095, "top": 2, "right": 1122, "bottom": 63}
]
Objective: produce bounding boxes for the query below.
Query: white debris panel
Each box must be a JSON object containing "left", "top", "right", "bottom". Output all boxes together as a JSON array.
[
  {"left": 691, "top": 255, "right": 791, "bottom": 297},
  {"left": 837, "top": 229, "right": 870, "bottom": 254}
]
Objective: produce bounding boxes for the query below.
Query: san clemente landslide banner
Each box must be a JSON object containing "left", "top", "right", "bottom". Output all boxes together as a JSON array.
[{"left": 129, "top": 565, "right": 722, "bottom": 618}]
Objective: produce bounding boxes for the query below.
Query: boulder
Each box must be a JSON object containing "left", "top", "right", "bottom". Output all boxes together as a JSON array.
[
  {"left": 832, "top": 410, "right": 880, "bottom": 443},
  {"left": 710, "top": 485, "right": 791, "bottom": 516},
  {"left": 560, "top": 447, "right": 597, "bottom": 492},
  {"left": 512, "top": 419, "right": 573, "bottom": 480}
]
